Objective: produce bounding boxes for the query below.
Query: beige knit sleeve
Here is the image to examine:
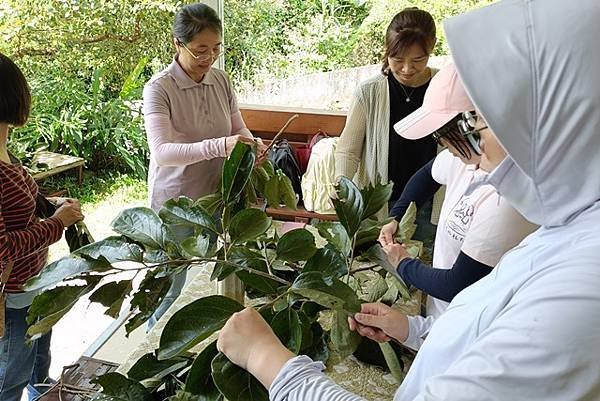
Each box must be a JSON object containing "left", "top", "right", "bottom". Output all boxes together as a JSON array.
[{"left": 335, "top": 94, "right": 367, "bottom": 180}]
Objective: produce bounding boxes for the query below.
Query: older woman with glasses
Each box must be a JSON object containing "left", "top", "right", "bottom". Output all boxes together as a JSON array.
[{"left": 142, "top": 3, "right": 264, "bottom": 327}]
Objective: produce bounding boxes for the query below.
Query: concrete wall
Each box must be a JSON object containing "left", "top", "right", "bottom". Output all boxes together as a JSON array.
[{"left": 238, "top": 56, "right": 451, "bottom": 111}]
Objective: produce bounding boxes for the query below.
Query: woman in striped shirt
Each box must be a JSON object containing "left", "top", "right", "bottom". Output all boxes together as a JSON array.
[{"left": 0, "top": 53, "right": 83, "bottom": 401}]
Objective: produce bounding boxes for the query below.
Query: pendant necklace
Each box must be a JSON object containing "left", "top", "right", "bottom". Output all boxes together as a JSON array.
[{"left": 399, "top": 83, "right": 416, "bottom": 103}]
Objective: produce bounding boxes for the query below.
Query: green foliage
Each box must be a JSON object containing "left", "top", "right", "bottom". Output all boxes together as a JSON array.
[
  {"left": 211, "top": 353, "right": 269, "bottom": 401},
  {"left": 26, "top": 145, "right": 415, "bottom": 400},
  {"left": 1, "top": 0, "right": 176, "bottom": 177},
  {"left": 158, "top": 295, "right": 245, "bottom": 360}
]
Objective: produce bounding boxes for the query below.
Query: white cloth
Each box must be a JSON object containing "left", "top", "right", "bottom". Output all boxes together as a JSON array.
[
  {"left": 403, "top": 150, "right": 537, "bottom": 350},
  {"left": 301, "top": 137, "right": 338, "bottom": 214}
]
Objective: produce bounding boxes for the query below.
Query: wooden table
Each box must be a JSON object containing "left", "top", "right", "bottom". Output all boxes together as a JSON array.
[{"left": 30, "top": 151, "right": 85, "bottom": 186}]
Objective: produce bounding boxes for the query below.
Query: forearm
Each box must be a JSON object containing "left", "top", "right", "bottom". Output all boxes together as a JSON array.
[
  {"left": 0, "top": 217, "right": 64, "bottom": 261},
  {"left": 270, "top": 356, "right": 367, "bottom": 401},
  {"left": 397, "top": 252, "right": 493, "bottom": 302},
  {"left": 247, "top": 341, "right": 295, "bottom": 390},
  {"left": 145, "top": 113, "right": 227, "bottom": 165},
  {"left": 390, "top": 159, "right": 440, "bottom": 219}
]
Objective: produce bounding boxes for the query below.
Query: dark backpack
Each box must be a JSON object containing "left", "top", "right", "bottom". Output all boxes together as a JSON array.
[{"left": 268, "top": 139, "right": 303, "bottom": 202}]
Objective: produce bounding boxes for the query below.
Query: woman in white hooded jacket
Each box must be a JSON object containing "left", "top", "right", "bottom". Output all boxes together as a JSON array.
[{"left": 216, "top": 1, "right": 600, "bottom": 400}]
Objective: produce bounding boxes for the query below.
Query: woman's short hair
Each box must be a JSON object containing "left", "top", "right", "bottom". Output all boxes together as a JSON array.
[
  {"left": 0, "top": 53, "right": 31, "bottom": 126},
  {"left": 173, "top": 3, "right": 222, "bottom": 44},
  {"left": 382, "top": 7, "right": 436, "bottom": 74}
]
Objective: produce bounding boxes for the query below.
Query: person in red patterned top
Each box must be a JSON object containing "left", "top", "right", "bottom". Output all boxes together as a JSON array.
[{"left": 0, "top": 53, "right": 83, "bottom": 401}]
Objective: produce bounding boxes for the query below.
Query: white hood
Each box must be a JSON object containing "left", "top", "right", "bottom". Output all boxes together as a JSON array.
[{"left": 444, "top": 0, "right": 600, "bottom": 227}]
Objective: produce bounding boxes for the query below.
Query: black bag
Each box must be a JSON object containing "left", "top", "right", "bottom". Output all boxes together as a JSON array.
[{"left": 268, "top": 139, "right": 303, "bottom": 202}]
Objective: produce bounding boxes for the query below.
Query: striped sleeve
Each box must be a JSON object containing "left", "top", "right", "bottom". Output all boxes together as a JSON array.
[
  {"left": 0, "top": 188, "right": 64, "bottom": 264},
  {"left": 270, "top": 356, "right": 367, "bottom": 401}
]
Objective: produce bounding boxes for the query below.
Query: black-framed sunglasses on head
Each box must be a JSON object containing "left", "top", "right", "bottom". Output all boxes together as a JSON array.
[{"left": 457, "top": 111, "right": 486, "bottom": 156}]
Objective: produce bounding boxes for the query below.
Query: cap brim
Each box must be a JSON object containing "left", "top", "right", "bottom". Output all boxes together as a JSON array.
[{"left": 393, "top": 106, "right": 459, "bottom": 140}]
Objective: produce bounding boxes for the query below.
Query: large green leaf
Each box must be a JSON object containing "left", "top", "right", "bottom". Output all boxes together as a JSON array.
[
  {"left": 354, "top": 271, "right": 389, "bottom": 303},
  {"left": 125, "top": 270, "right": 173, "bottom": 334},
  {"left": 330, "top": 310, "right": 362, "bottom": 358},
  {"left": 211, "top": 353, "right": 268, "bottom": 401},
  {"left": 75, "top": 237, "right": 143, "bottom": 263},
  {"left": 332, "top": 177, "right": 364, "bottom": 238},
  {"left": 158, "top": 295, "right": 244, "bottom": 360},
  {"left": 270, "top": 307, "right": 302, "bottom": 354},
  {"left": 184, "top": 340, "right": 221, "bottom": 400},
  {"left": 303, "top": 244, "right": 348, "bottom": 278},
  {"left": 89, "top": 280, "right": 133, "bottom": 318},
  {"left": 278, "top": 172, "right": 297, "bottom": 209},
  {"left": 195, "top": 193, "right": 223, "bottom": 216},
  {"left": 111, "top": 207, "right": 166, "bottom": 249},
  {"left": 291, "top": 272, "right": 361, "bottom": 314},
  {"left": 363, "top": 245, "right": 411, "bottom": 301},
  {"left": 361, "top": 180, "right": 393, "bottom": 220},
  {"left": 276, "top": 229, "right": 317, "bottom": 262},
  {"left": 354, "top": 217, "right": 394, "bottom": 248},
  {"left": 302, "top": 322, "right": 329, "bottom": 363},
  {"left": 159, "top": 197, "right": 217, "bottom": 233},
  {"left": 263, "top": 176, "right": 280, "bottom": 207},
  {"left": 251, "top": 164, "right": 269, "bottom": 194},
  {"left": 229, "top": 209, "right": 272, "bottom": 244},
  {"left": 181, "top": 234, "right": 211, "bottom": 258},
  {"left": 235, "top": 265, "right": 282, "bottom": 295},
  {"left": 24, "top": 256, "right": 110, "bottom": 292},
  {"left": 315, "top": 221, "right": 351, "bottom": 256},
  {"left": 222, "top": 142, "right": 255, "bottom": 204},
  {"left": 396, "top": 202, "right": 418, "bottom": 243},
  {"left": 93, "top": 372, "right": 153, "bottom": 401},
  {"left": 26, "top": 277, "right": 100, "bottom": 340},
  {"left": 127, "top": 352, "right": 189, "bottom": 383}
]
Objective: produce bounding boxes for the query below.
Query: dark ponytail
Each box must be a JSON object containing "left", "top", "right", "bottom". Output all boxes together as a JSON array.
[{"left": 173, "top": 3, "right": 222, "bottom": 44}]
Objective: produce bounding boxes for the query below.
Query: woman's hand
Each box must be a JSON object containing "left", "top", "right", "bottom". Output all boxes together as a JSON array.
[
  {"left": 348, "top": 302, "right": 409, "bottom": 343},
  {"left": 52, "top": 200, "right": 84, "bottom": 227},
  {"left": 217, "top": 307, "right": 295, "bottom": 388},
  {"left": 225, "top": 134, "right": 257, "bottom": 156},
  {"left": 48, "top": 197, "right": 81, "bottom": 211},
  {"left": 378, "top": 220, "right": 399, "bottom": 246},
  {"left": 254, "top": 137, "right": 269, "bottom": 164},
  {"left": 383, "top": 243, "right": 411, "bottom": 267}
]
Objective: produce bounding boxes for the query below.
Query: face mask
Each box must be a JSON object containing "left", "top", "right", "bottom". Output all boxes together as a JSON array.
[{"left": 464, "top": 156, "right": 545, "bottom": 225}]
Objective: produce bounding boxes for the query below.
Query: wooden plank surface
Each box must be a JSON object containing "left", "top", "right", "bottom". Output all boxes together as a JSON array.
[
  {"left": 31, "top": 151, "right": 85, "bottom": 181},
  {"left": 240, "top": 104, "right": 346, "bottom": 137},
  {"left": 265, "top": 205, "right": 338, "bottom": 222},
  {"left": 38, "top": 356, "right": 118, "bottom": 401}
]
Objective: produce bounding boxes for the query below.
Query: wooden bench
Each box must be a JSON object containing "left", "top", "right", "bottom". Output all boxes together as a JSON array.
[
  {"left": 30, "top": 151, "right": 85, "bottom": 186},
  {"left": 240, "top": 104, "right": 346, "bottom": 222}
]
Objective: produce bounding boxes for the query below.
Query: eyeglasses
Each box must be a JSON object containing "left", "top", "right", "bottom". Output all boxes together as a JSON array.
[
  {"left": 177, "top": 40, "right": 224, "bottom": 62},
  {"left": 457, "top": 111, "right": 487, "bottom": 156}
]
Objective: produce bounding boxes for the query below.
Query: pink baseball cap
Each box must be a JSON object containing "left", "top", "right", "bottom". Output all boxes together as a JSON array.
[{"left": 393, "top": 63, "right": 474, "bottom": 139}]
